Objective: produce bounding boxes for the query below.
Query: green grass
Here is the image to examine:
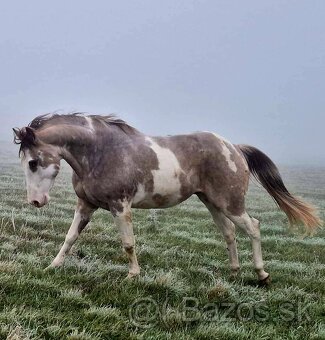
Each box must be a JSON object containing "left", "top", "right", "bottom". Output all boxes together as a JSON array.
[{"left": 0, "top": 143, "right": 325, "bottom": 339}]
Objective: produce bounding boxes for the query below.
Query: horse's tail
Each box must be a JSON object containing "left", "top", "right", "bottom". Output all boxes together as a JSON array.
[{"left": 237, "top": 144, "right": 322, "bottom": 233}]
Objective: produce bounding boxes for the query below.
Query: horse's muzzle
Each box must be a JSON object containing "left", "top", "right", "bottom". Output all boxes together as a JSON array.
[{"left": 29, "top": 195, "right": 49, "bottom": 208}]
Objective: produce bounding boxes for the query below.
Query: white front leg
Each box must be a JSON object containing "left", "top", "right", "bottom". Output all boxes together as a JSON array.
[{"left": 49, "top": 199, "right": 96, "bottom": 268}]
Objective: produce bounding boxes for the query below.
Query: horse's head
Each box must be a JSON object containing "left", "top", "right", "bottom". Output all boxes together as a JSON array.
[{"left": 13, "top": 126, "right": 61, "bottom": 208}]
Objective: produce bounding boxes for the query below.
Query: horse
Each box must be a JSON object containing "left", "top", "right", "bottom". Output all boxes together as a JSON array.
[{"left": 13, "top": 113, "right": 322, "bottom": 285}]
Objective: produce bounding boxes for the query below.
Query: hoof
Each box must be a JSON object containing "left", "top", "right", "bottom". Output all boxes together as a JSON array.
[
  {"left": 258, "top": 274, "right": 271, "bottom": 287},
  {"left": 44, "top": 265, "right": 55, "bottom": 272},
  {"left": 126, "top": 271, "right": 140, "bottom": 279},
  {"left": 230, "top": 269, "right": 240, "bottom": 280},
  {"left": 44, "top": 261, "right": 62, "bottom": 271}
]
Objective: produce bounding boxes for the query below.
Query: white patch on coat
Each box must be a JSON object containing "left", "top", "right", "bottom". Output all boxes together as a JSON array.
[
  {"left": 133, "top": 183, "right": 146, "bottom": 205},
  {"left": 221, "top": 142, "right": 237, "bottom": 172},
  {"left": 85, "top": 117, "right": 95, "bottom": 132},
  {"left": 211, "top": 133, "right": 237, "bottom": 173},
  {"left": 146, "top": 137, "right": 182, "bottom": 200}
]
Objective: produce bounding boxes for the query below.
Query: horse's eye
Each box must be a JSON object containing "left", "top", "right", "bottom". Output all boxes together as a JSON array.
[{"left": 28, "top": 159, "right": 38, "bottom": 172}]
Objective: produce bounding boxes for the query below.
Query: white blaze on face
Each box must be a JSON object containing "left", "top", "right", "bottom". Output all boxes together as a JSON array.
[
  {"left": 146, "top": 137, "right": 182, "bottom": 199},
  {"left": 22, "top": 151, "right": 60, "bottom": 207},
  {"left": 212, "top": 133, "right": 238, "bottom": 173}
]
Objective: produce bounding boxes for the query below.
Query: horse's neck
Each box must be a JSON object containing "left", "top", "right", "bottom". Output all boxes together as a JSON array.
[
  {"left": 38, "top": 123, "right": 132, "bottom": 178},
  {"left": 38, "top": 124, "right": 96, "bottom": 177}
]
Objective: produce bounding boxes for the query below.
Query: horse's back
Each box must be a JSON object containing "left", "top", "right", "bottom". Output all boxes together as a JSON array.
[{"left": 151, "top": 131, "right": 248, "bottom": 181}]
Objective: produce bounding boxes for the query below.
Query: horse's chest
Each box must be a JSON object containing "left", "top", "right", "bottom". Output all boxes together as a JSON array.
[{"left": 73, "top": 176, "right": 110, "bottom": 207}]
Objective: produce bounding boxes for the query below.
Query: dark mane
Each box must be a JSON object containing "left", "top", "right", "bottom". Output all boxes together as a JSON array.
[
  {"left": 28, "top": 112, "right": 140, "bottom": 135},
  {"left": 14, "top": 112, "right": 140, "bottom": 156}
]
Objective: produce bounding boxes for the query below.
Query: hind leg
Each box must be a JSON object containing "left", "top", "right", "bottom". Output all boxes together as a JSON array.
[
  {"left": 225, "top": 212, "right": 269, "bottom": 283},
  {"left": 211, "top": 211, "right": 240, "bottom": 277},
  {"left": 198, "top": 195, "right": 240, "bottom": 277}
]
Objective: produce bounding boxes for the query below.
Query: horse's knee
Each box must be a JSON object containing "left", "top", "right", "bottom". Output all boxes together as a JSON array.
[
  {"left": 251, "top": 217, "right": 260, "bottom": 229},
  {"left": 247, "top": 228, "right": 260, "bottom": 240},
  {"left": 249, "top": 217, "right": 261, "bottom": 240},
  {"left": 123, "top": 242, "right": 135, "bottom": 254},
  {"left": 224, "top": 233, "right": 236, "bottom": 245}
]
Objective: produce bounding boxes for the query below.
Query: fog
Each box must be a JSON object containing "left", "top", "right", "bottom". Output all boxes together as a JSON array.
[{"left": 1, "top": 1, "right": 324, "bottom": 165}]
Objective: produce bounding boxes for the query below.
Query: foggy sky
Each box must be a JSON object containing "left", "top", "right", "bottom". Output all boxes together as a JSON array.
[{"left": 1, "top": 1, "right": 325, "bottom": 165}]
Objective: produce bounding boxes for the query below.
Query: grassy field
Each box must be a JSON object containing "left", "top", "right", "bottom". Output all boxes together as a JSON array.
[{"left": 0, "top": 142, "right": 325, "bottom": 339}]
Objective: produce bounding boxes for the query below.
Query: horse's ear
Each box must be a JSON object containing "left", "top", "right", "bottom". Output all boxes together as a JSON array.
[
  {"left": 13, "top": 127, "right": 23, "bottom": 144},
  {"left": 13, "top": 128, "right": 20, "bottom": 141},
  {"left": 13, "top": 126, "right": 37, "bottom": 146}
]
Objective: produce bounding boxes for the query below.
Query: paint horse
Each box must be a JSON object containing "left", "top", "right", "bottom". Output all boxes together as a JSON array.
[{"left": 13, "top": 113, "right": 321, "bottom": 285}]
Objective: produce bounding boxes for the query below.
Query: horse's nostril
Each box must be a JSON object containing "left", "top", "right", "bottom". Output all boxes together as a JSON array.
[{"left": 32, "top": 200, "right": 40, "bottom": 207}]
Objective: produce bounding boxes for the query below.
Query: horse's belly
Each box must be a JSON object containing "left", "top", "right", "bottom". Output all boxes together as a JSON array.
[{"left": 131, "top": 183, "right": 189, "bottom": 209}]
